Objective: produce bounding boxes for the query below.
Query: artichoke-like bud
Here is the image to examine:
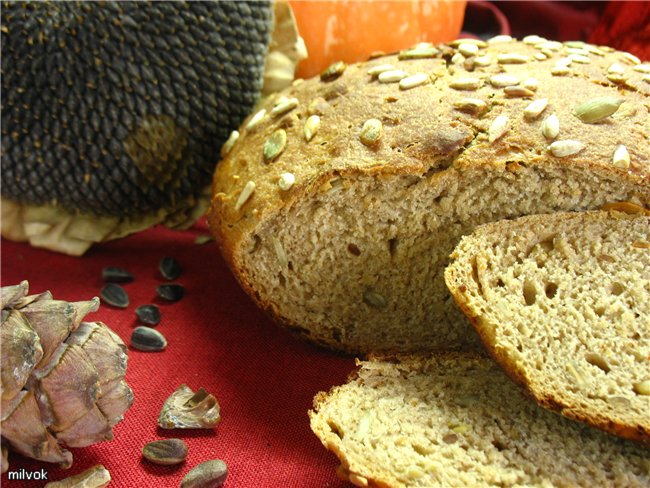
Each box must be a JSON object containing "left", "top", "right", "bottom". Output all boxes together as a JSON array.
[{"left": 0, "top": 281, "right": 133, "bottom": 471}]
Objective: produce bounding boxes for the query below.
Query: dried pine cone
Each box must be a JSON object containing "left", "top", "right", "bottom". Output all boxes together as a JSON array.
[{"left": 0, "top": 281, "right": 133, "bottom": 472}]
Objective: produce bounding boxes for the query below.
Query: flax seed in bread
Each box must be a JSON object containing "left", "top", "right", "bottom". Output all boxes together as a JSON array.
[{"left": 208, "top": 36, "right": 650, "bottom": 354}]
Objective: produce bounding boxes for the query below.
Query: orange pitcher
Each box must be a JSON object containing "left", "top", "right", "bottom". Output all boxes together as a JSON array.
[{"left": 289, "top": 0, "right": 467, "bottom": 78}]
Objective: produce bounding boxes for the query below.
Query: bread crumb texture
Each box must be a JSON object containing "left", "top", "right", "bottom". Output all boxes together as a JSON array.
[
  {"left": 209, "top": 36, "right": 650, "bottom": 354},
  {"left": 309, "top": 354, "right": 650, "bottom": 488},
  {"left": 445, "top": 210, "right": 650, "bottom": 444}
]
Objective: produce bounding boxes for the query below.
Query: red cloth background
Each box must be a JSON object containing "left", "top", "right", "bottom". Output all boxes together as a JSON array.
[{"left": 1, "top": 220, "right": 354, "bottom": 487}]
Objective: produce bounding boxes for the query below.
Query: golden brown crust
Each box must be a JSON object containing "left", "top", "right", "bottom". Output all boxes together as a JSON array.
[{"left": 445, "top": 210, "right": 650, "bottom": 446}]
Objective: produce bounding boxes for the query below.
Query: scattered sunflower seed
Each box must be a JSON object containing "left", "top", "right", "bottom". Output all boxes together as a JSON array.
[
  {"left": 612, "top": 145, "right": 630, "bottom": 169},
  {"left": 565, "top": 47, "right": 590, "bottom": 56},
  {"left": 449, "top": 77, "right": 481, "bottom": 90},
  {"left": 548, "top": 140, "right": 584, "bottom": 157},
  {"left": 541, "top": 114, "right": 560, "bottom": 139},
  {"left": 398, "top": 46, "right": 439, "bottom": 60},
  {"left": 102, "top": 266, "right": 134, "bottom": 284},
  {"left": 320, "top": 60, "right": 346, "bottom": 81},
  {"left": 621, "top": 52, "right": 641, "bottom": 65},
  {"left": 157, "top": 283, "right": 185, "bottom": 302},
  {"left": 278, "top": 172, "right": 296, "bottom": 191},
  {"left": 568, "top": 53, "right": 591, "bottom": 64},
  {"left": 159, "top": 384, "right": 221, "bottom": 429},
  {"left": 44, "top": 465, "right": 110, "bottom": 488},
  {"left": 135, "top": 304, "right": 161, "bottom": 326},
  {"left": 497, "top": 53, "right": 530, "bottom": 64},
  {"left": 453, "top": 98, "right": 488, "bottom": 116},
  {"left": 180, "top": 460, "right": 228, "bottom": 488},
  {"left": 564, "top": 41, "right": 586, "bottom": 49},
  {"left": 607, "top": 63, "right": 625, "bottom": 75},
  {"left": 131, "top": 326, "right": 167, "bottom": 352},
  {"left": 363, "top": 289, "right": 387, "bottom": 309},
  {"left": 194, "top": 235, "right": 215, "bottom": 245},
  {"left": 304, "top": 114, "right": 320, "bottom": 142},
  {"left": 643, "top": 75, "right": 650, "bottom": 84},
  {"left": 159, "top": 257, "right": 182, "bottom": 281},
  {"left": 263, "top": 129, "right": 287, "bottom": 162},
  {"left": 271, "top": 97, "right": 298, "bottom": 117},
  {"left": 360, "top": 119, "right": 383, "bottom": 146},
  {"left": 451, "top": 52, "right": 465, "bottom": 64},
  {"left": 220, "top": 130, "right": 239, "bottom": 157},
  {"left": 378, "top": 69, "right": 408, "bottom": 83},
  {"left": 523, "top": 35, "right": 547, "bottom": 45},
  {"left": 521, "top": 78, "right": 539, "bottom": 91},
  {"left": 399, "top": 73, "right": 429, "bottom": 90},
  {"left": 555, "top": 57, "right": 573, "bottom": 67},
  {"left": 534, "top": 52, "right": 548, "bottom": 61},
  {"left": 488, "top": 115, "right": 510, "bottom": 143},
  {"left": 245, "top": 109, "right": 266, "bottom": 131},
  {"left": 487, "top": 34, "right": 513, "bottom": 44},
  {"left": 458, "top": 43, "right": 479, "bottom": 57},
  {"left": 142, "top": 439, "right": 188, "bottom": 466},
  {"left": 100, "top": 283, "right": 129, "bottom": 308},
  {"left": 489, "top": 74, "right": 519, "bottom": 87},
  {"left": 234, "top": 180, "right": 255, "bottom": 211},
  {"left": 524, "top": 98, "right": 548, "bottom": 120},
  {"left": 474, "top": 54, "right": 492, "bottom": 66},
  {"left": 367, "top": 64, "right": 395, "bottom": 76},
  {"left": 574, "top": 96, "right": 625, "bottom": 123},
  {"left": 449, "top": 38, "right": 487, "bottom": 48},
  {"left": 536, "top": 40, "right": 562, "bottom": 51},
  {"left": 504, "top": 86, "right": 534, "bottom": 98},
  {"left": 633, "top": 64, "right": 650, "bottom": 74},
  {"left": 551, "top": 65, "right": 570, "bottom": 76}
]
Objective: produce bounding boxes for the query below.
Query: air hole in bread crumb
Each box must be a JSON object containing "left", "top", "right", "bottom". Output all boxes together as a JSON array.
[
  {"left": 470, "top": 257, "right": 483, "bottom": 295},
  {"left": 523, "top": 280, "right": 537, "bottom": 305},
  {"left": 545, "top": 282, "right": 558, "bottom": 299},
  {"left": 585, "top": 352, "right": 611, "bottom": 373},
  {"left": 610, "top": 282, "right": 625, "bottom": 296},
  {"left": 347, "top": 243, "right": 361, "bottom": 256},
  {"left": 327, "top": 420, "right": 344, "bottom": 439},
  {"left": 388, "top": 238, "right": 398, "bottom": 257},
  {"left": 278, "top": 273, "right": 286, "bottom": 288},
  {"left": 491, "top": 439, "right": 507, "bottom": 451},
  {"left": 442, "top": 434, "right": 458, "bottom": 444},
  {"left": 595, "top": 306, "right": 605, "bottom": 317},
  {"left": 496, "top": 278, "right": 505, "bottom": 288},
  {"left": 538, "top": 237, "right": 555, "bottom": 252}
]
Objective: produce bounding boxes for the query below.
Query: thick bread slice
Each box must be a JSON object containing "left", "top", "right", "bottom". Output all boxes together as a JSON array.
[
  {"left": 444, "top": 210, "right": 650, "bottom": 444},
  {"left": 309, "top": 354, "right": 650, "bottom": 488},
  {"left": 209, "top": 36, "right": 650, "bottom": 354}
]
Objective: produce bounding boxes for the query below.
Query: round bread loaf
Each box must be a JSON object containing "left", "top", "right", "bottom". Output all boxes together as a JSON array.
[{"left": 208, "top": 36, "right": 650, "bottom": 354}]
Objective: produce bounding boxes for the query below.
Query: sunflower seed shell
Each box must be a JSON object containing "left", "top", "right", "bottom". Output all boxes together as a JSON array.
[{"left": 131, "top": 326, "right": 167, "bottom": 352}]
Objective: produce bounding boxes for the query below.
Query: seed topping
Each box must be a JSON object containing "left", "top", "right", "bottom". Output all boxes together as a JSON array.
[
  {"left": 523, "top": 35, "right": 547, "bottom": 44},
  {"left": 245, "top": 109, "right": 266, "bottom": 131},
  {"left": 521, "top": 78, "right": 539, "bottom": 91},
  {"left": 504, "top": 86, "right": 534, "bottom": 98},
  {"left": 536, "top": 41, "right": 563, "bottom": 51},
  {"left": 488, "top": 115, "right": 510, "bottom": 143},
  {"left": 304, "top": 114, "right": 321, "bottom": 141},
  {"left": 320, "top": 60, "right": 347, "bottom": 81},
  {"left": 271, "top": 97, "right": 299, "bottom": 117},
  {"left": 220, "top": 130, "right": 239, "bottom": 157},
  {"left": 453, "top": 98, "right": 488, "bottom": 116},
  {"left": 633, "top": 64, "right": 650, "bottom": 74},
  {"left": 449, "top": 77, "right": 481, "bottom": 90},
  {"left": 263, "top": 129, "right": 287, "bottom": 162},
  {"left": 568, "top": 53, "right": 591, "bottom": 64},
  {"left": 378, "top": 70, "right": 408, "bottom": 83},
  {"left": 399, "top": 73, "right": 429, "bottom": 90},
  {"left": 612, "top": 145, "right": 630, "bottom": 169},
  {"left": 551, "top": 65, "right": 570, "bottom": 76},
  {"left": 474, "top": 55, "right": 492, "bottom": 66},
  {"left": 548, "top": 140, "right": 584, "bottom": 157},
  {"left": 458, "top": 43, "right": 479, "bottom": 57},
  {"left": 360, "top": 118, "right": 383, "bottom": 146},
  {"left": 607, "top": 63, "right": 625, "bottom": 75},
  {"left": 523, "top": 98, "right": 548, "bottom": 120},
  {"left": 574, "top": 96, "right": 625, "bottom": 123},
  {"left": 449, "top": 38, "right": 487, "bottom": 48},
  {"left": 367, "top": 64, "right": 395, "bottom": 76},
  {"left": 489, "top": 74, "right": 519, "bottom": 87},
  {"left": 541, "top": 114, "right": 560, "bottom": 139},
  {"left": 398, "top": 46, "right": 439, "bottom": 60},
  {"left": 234, "top": 180, "right": 255, "bottom": 211},
  {"left": 497, "top": 53, "right": 530, "bottom": 64},
  {"left": 487, "top": 34, "right": 513, "bottom": 44},
  {"left": 277, "top": 172, "right": 295, "bottom": 191},
  {"left": 621, "top": 52, "right": 641, "bottom": 65}
]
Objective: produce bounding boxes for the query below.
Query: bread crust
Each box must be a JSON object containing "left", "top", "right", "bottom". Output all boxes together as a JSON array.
[
  {"left": 445, "top": 210, "right": 650, "bottom": 445},
  {"left": 208, "top": 36, "right": 650, "bottom": 352}
]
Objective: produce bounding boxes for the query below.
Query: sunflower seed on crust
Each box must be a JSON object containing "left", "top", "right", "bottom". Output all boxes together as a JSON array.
[
  {"left": 504, "top": 86, "right": 534, "bottom": 98},
  {"left": 524, "top": 98, "right": 548, "bottom": 120},
  {"left": 378, "top": 70, "right": 408, "bottom": 83},
  {"left": 489, "top": 74, "right": 520, "bottom": 87},
  {"left": 220, "top": 130, "right": 239, "bottom": 157},
  {"left": 360, "top": 119, "right": 383, "bottom": 146},
  {"left": 488, "top": 115, "right": 510, "bottom": 143},
  {"left": 234, "top": 181, "right": 255, "bottom": 211},
  {"left": 453, "top": 98, "right": 488, "bottom": 116},
  {"left": 612, "top": 145, "right": 630, "bottom": 169},
  {"left": 574, "top": 97, "right": 625, "bottom": 123},
  {"left": 399, "top": 73, "right": 429, "bottom": 90},
  {"left": 304, "top": 115, "right": 321, "bottom": 142},
  {"left": 263, "top": 129, "right": 287, "bottom": 162},
  {"left": 245, "top": 109, "right": 266, "bottom": 131},
  {"left": 497, "top": 53, "right": 530, "bottom": 64},
  {"left": 278, "top": 172, "right": 296, "bottom": 191},
  {"left": 548, "top": 140, "right": 584, "bottom": 157},
  {"left": 449, "top": 77, "right": 481, "bottom": 90},
  {"left": 541, "top": 114, "right": 560, "bottom": 139},
  {"left": 367, "top": 64, "right": 395, "bottom": 76}
]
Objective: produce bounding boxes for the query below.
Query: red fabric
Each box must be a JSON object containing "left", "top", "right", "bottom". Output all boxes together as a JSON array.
[{"left": 1, "top": 220, "right": 354, "bottom": 487}]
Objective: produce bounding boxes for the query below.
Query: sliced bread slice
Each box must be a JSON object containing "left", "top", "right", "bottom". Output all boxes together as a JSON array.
[
  {"left": 310, "top": 354, "right": 650, "bottom": 488},
  {"left": 445, "top": 210, "right": 650, "bottom": 444}
]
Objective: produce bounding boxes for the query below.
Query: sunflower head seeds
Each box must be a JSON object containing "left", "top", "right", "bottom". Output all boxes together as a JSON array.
[
  {"left": 142, "top": 439, "right": 188, "bottom": 466},
  {"left": 135, "top": 304, "right": 161, "bottom": 326},
  {"left": 131, "top": 326, "right": 167, "bottom": 352},
  {"left": 159, "top": 257, "right": 182, "bottom": 281},
  {"left": 102, "top": 267, "right": 134, "bottom": 284},
  {"left": 180, "top": 460, "right": 228, "bottom": 488},
  {"left": 574, "top": 96, "right": 625, "bottom": 123},
  {"left": 157, "top": 283, "right": 185, "bottom": 302},
  {"left": 100, "top": 284, "right": 129, "bottom": 308}
]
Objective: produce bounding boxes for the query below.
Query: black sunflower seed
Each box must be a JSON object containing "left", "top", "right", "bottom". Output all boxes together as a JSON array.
[
  {"left": 157, "top": 283, "right": 185, "bottom": 302},
  {"left": 100, "top": 283, "right": 129, "bottom": 308},
  {"left": 159, "top": 257, "right": 182, "bottom": 281},
  {"left": 135, "top": 304, "right": 161, "bottom": 326},
  {"left": 131, "top": 326, "right": 167, "bottom": 351},
  {"left": 102, "top": 266, "right": 134, "bottom": 283}
]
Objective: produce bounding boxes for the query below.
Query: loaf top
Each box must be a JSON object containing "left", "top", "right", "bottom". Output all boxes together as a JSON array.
[
  {"left": 208, "top": 36, "right": 650, "bottom": 251},
  {"left": 445, "top": 210, "right": 650, "bottom": 444},
  {"left": 310, "top": 353, "right": 650, "bottom": 488}
]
